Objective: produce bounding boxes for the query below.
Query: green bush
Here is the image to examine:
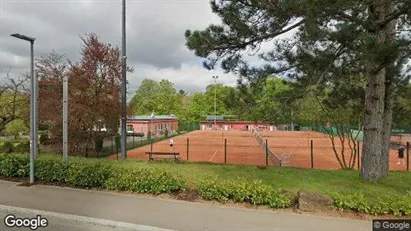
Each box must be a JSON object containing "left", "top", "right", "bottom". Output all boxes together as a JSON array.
[
  {"left": 197, "top": 176, "right": 291, "bottom": 208},
  {"left": 0, "top": 141, "right": 14, "bottom": 153},
  {"left": 197, "top": 177, "right": 230, "bottom": 203},
  {"left": 164, "top": 129, "right": 169, "bottom": 138},
  {"left": 66, "top": 162, "right": 113, "bottom": 188},
  {"left": 35, "top": 157, "right": 70, "bottom": 182},
  {"left": 147, "top": 131, "right": 152, "bottom": 140},
  {"left": 330, "top": 191, "right": 411, "bottom": 216},
  {"left": 0, "top": 154, "right": 29, "bottom": 177},
  {"left": 13, "top": 139, "right": 30, "bottom": 153},
  {"left": 104, "top": 167, "right": 186, "bottom": 194}
]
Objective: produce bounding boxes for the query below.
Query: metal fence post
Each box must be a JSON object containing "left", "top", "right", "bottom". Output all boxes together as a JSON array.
[
  {"left": 311, "top": 140, "right": 314, "bottom": 169},
  {"left": 357, "top": 140, "right": 360, "bottom": 170},
  {"left": 265, "top": 140, "right": 268, "bottom": 166},
  {"left": 187, "top": 138, "right": 189, "bottom": 161},
  {"left": 224, "top": 138, "right": 227, "bottom": 164},
  {"left": 407, "top": 141, "right": 409, "bottom": 171}
]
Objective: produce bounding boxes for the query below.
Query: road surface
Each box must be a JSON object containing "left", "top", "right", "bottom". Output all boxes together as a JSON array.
[{"left": 0, "top": 180, "right": 371, "bottom": 231}]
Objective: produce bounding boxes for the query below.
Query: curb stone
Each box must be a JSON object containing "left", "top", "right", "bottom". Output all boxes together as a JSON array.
[{"left": 0, "top": 205, "right": 176, "bottom": 231}]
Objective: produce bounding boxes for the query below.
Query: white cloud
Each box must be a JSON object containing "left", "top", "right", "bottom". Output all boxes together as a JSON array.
[{"left": 127, "top": 63, "right": 238, "bottom": 97}]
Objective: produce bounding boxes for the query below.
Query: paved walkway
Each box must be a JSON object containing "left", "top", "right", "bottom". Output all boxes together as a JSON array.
[
  {"left": 0, "top": 181, "right": 371, "bottom": 231},
  {"left": 0, "top": 210, "right": 136, "bottom": 231}
]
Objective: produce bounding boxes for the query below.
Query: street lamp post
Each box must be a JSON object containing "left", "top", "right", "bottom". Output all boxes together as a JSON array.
[
  {"left": 212, "top": 76, "right": 218, "bottom": 129},
  {"left": 11, "top": 33, "right": 36, "bottom": 184},
  {"left": 120, "top": 0, "right": 127, "bottom": 159}
]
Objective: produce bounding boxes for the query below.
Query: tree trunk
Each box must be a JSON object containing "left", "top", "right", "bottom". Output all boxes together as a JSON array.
[
  {"left": 361, "top": 1, "right": 391, "bottom": 181},
  {"left": 381, "top": 8, "right": 397, "bottom": 176}
]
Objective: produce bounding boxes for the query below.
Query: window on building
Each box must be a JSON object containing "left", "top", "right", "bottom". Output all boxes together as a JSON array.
[{"left": 127, "top": 125, "right": 133, "bottom": 132}]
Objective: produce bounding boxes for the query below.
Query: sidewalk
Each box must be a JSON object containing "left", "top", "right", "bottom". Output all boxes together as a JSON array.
[
  {"left": 0, "top": 210, "right": 137, "bottom": 231},
  {"left": 0, "top": 180, "right": 370, "bottom": 231}
]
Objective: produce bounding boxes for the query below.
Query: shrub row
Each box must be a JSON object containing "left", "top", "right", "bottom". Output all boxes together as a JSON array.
[
  {"left": 197, "top": 176, "right": 292, "bottom": 208},
  {"left": 0, "top": 154, "right": 186, "bottom": 193},
  {"left": 1, "top": 154, "right": 410, "bottom": 216},
  {"left": 0, "top": 140, "right": 30, "bottom": 154},
  {"left": 104, "top": 167, "right": 186, "bottom": 194},
  {"left": 330, "top": 191, "right": 411, "bottom": 216}
]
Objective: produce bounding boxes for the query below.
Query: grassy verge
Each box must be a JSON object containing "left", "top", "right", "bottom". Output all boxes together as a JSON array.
[{"left": 1, "top": 153, "right": 410, "bottom": 216}]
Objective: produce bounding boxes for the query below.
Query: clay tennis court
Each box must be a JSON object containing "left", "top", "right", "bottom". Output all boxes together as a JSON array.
[
  {"left": 122, "top": 130, "right": 269, "bottom": 166},
  {"left": 258, "top": 130, "right": 408, "bottom": 171},
  {"left": 111, "top": 130, "right": 408, "bottom": 171}
]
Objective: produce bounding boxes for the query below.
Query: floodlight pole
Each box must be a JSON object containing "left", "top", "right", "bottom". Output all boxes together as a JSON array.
[
  {"left": 11, "top": 33, "right": 36, "bottom": 184},
  {"left": 120, "top": 0, "right": 127, "bottom": 159},
  {"left": 212, "top": 76, "right": 218, "bottom": 128},
  {"left": 63, "top": 74, "right": 68, "bottom": 161}
]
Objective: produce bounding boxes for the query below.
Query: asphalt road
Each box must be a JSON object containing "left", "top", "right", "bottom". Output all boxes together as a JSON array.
[
  {"left": 0, "top": 181, "right": 371, "bottom": 231},
  {"left": 0, "top": 211, "right": 135, "bottom": 231}
]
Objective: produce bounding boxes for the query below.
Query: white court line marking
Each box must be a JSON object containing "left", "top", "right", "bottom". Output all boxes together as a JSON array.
[{"left": 209, "top": 151, "right": 218, "bottom": 161}]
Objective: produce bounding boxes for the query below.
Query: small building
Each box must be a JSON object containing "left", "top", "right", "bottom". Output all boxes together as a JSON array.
[
  {"left": 126, "top": 114, "right": 179, "bottom": 136},
  {"left": 200, "top": 116, "right": 275, "bottom": 131}
]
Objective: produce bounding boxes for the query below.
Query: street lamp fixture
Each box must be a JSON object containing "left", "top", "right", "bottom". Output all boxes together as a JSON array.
[
  {"left": 212, "top": 75, "right": 219, "bottom": 129},
  {"left": 11, "top": 33, "right": 36, "bottom": 184},
  {"left": 11, "top": 33, "right": 36, "bottom": 43}
]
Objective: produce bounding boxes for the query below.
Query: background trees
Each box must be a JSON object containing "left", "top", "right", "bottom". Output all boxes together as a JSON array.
[
  {"left": 183, "top": 0, "right": 411, "bottom": 181},
  {"left": 0, "top": 68, "right": 29, "bottom": 136}
]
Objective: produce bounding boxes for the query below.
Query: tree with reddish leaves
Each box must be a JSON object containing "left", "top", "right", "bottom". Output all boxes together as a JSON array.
[{"left": 37, "top": 33, "right": 133, "bottom": 156}]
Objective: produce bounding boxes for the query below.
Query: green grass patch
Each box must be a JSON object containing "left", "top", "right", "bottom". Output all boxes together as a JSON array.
[{"left": 1, "top": 153, "right": 411, "bottom": 216}]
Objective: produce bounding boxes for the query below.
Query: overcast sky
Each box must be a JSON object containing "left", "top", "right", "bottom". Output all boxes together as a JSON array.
[{"left": 0, "top": 0, "right": 245, "bottom": 98}]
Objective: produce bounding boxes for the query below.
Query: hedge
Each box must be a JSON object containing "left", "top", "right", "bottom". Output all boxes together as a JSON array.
[
  {"left": 0, "top": 154, "right": 186, "bottom": 193},
  {"left": 197, "top": 176, "right": 292, "bottom": 208},
  {"left": 104, "top": 167, "right": 186, "bottom": 194},
  {"left": 330, "top": 191, "right": 411, "bottom": 216},
  {"left": 1, "top": 153, "right": 410, "bottom": 216}
]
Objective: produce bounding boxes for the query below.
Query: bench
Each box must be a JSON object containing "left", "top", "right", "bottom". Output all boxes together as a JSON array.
[{"left": 145, "top": 152, "right": 181, "bottom": 163}]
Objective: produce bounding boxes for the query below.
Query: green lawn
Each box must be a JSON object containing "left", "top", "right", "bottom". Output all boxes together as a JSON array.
[{"left": 62, "top": 155, "right": 411, "bottom": 201}]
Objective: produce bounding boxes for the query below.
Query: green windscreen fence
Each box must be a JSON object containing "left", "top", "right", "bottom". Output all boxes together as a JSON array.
[
  {"left": 314, "top": 126, "right": 410, "bottom": 141},
  {"left": 178, "top": 122, "right": 200, "bottom": 132}
]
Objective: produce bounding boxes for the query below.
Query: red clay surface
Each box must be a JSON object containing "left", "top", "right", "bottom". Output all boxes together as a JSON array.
[
  {"left": 120, "top": 130, "right": 269, "bottom": 166},
  {"left": 109, "top": 130, "right": 410, "bottom": 171},
  {"left": 259, "top": 131, "right": 409, "bottom": 171}
]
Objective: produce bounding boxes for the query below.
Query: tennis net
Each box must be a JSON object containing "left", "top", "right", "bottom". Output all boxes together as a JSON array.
[
  {"left": 255, "top": 132, "right": 282, "bottom": 167},
  {"left": 267, "top": 145, "right": 282, "bottom": 167}
]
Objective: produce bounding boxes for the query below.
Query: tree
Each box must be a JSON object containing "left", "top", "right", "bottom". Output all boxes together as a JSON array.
[
  {"left": 184, "top": 0, "right": 411, "bottom": 181},
  {"left": 392, "top": 83, "right": 411, "bottom": 128},
  {"left": 155, "top": 80, "right": 180, "bottom": 115},
  {"left": 37, "top": 34, "right": 133, "bottom": 155},
  {"left": 187, "top": 92, "right": 208, "bottom": 123},
  {"left": 129, "top": 79, "right": 160, "bottom": 115},
  {"left": 129, "top": 79, "right": 180, "bottom": 116},
  {"left": 4, "top": 119, "right": 29, "bottom": 139},
  {"left": 0, "top": 68, "right": 29, "bottom": 134}
]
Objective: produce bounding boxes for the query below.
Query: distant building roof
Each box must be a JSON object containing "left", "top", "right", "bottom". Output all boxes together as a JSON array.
[
  {"left": 128, "top": 114, "right": 178, "bottom": 120},
  {"left": 206, "top": 115, "right": 224, "bottom": 121}
]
